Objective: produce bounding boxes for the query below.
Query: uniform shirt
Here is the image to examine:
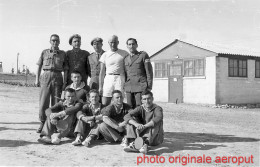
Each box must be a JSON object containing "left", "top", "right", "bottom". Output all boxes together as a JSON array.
[
  {"left": 66, "top": 49, "right": 90, "bottom": 82},
  {"left": 99, "top": 49, "right": 128, "bottom": 75},
  {"left": 88, "top": 50, "right": 105, "bottom": 77},
  {"left": 124, "top": 104, "right": 163, "bottom": 126},
  {"left": 65, "top": 82, "right": 89, "bottom": 102},
  {"left": 101, "top": 103, "right": 132, "bottom": 123},
  {"left": 124, "top": 51, "right": 153, "bottom": 92},
  {"left": 37, "top": 49, "right": 68, "bottom": 72}
]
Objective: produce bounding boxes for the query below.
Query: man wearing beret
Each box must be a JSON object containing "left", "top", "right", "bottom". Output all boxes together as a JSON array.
[
  {"left": 124, "top": 38, "right": 153, "bottom": 109},
  {"left": 88, "top": 37, "right": 105, "bottom": 90},
  {"left": 99, "top": 35, "right": 128, "bottom": 106},
  {"left": 35, "top": 34, "right": 68, "bottom": 133},
  {"left": 65, "top": 34, "right": 91, "bottom": 88}
]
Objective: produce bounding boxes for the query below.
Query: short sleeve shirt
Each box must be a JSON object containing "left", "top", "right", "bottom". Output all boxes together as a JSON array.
[
  {"left": 37, "top": 49, "right": 68, "bottom": 71},
  {"left": 99, "top": 49, "right": 128, "bottom": 75}
]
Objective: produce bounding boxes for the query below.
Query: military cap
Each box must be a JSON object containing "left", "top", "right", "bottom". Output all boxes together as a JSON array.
[
  {"left": 69, "top": 34, "right": 81, "bottom": 45},
  {"left": 91, "top": 37, "right": 103, "bottom": 46}
]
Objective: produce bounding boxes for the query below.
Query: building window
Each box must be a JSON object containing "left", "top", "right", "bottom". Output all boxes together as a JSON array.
[
  {"left": 256, "top": 60, "right": 260, "bottom": 78},
  {"left": 229, "top": 59, "right": 247, "bottom": 77},
  {"left": 184, "top": 59, "right": 204, "bottom": 77},
  {"left": 155, "top": 62, "right": 167, "bottom": 78}
]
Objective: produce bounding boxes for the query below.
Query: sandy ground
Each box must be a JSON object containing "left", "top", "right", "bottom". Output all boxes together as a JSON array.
[{"left": 0, "top": 83, "right": 259, "bottom": 166}]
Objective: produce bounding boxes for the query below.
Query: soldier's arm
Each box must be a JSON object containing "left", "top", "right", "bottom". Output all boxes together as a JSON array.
[
  {"left": 99, "top": 63, "right": 106, "bottom": 93},
  {"left": 63, "top": 52, "right": 69, "bottom": 88},
  {"left": 143, "top": 53, "right": 153, "bottom": 90},
  {"left": 64, "top": 102, "right": 83, "bottom": 115},
  {"left": 35, "top": 51, "right": 44, "bottom": 86}
]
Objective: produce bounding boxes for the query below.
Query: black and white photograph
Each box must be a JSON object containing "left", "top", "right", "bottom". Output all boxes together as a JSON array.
[{"left": 0, "top": 0, "right": 259, "bottom": 166}]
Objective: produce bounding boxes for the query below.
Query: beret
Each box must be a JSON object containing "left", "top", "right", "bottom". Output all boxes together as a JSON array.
[
  {"left": 69, "top": 34, "right": 81, "bottom": 45},
  {"left": 91, "top": 37, "right": 103, "bottom": 46}
]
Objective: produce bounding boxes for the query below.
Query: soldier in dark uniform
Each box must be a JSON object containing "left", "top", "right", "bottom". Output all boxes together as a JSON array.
[
  {"left": 35, "top": 34, "right": 68, "bottom": 133},
  {"left": 124, "top": 38, "right": 153, "bottom": 109},
  {"left": 88, "top": 37, "right": 105, "bottom": 90},
  {"left": 65, "top": 34, "right": 91, "bottom": 87}
]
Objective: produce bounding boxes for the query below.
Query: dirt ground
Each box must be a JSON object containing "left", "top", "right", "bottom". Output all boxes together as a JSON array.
[{"left": 0, "top": 83, "right": 259, "bottom": 166}]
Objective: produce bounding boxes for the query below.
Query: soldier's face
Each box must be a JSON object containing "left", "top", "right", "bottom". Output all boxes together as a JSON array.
[
  {"left": 72, "top": 38, "right": 81, "bottom": 49},
  {"left": 93, "top": 42, "right": 103, "bottom": 52},
  {"left": 71, "top": 73, "right": 82, "bottom": 85},
  {"left": 50, "top": 36, "right": 60, "bottom": 48},
  {"left": 127, "top": 40, "right": 138, "bottom": 53},
  {"left": 142, "top": 94, "right": 154, "bottom": 108},
  {"left": 65, "top": 92, "right": 76, "bottom": 105},
  {"left": 108, "top": 39, "right": 119, "bottom": 51},
  {"left": 112, "top": 93, "right": 123, "bottom": 105},
  {"left": 89, "top": 92, "right": 99, "bottom": 105}
]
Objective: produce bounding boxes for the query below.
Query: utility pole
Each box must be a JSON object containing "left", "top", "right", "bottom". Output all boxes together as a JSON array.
[{"left": 17, "top": 53, "right": 19, "bottom": 74}]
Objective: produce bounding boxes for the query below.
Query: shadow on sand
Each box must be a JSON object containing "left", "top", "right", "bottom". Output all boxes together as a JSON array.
[
  {"left": 148, "top": 132, "right": 260, "bottom": 155},
  {"left": 0, "top": 139, "right": 39, "bottom": 147}
]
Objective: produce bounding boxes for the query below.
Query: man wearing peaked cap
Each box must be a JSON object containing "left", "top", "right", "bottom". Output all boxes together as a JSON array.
[
  {"left": 91, "top": 37, "right": 103, "bottom": 46},
  {"left": 89, "top": 37, "right": 105, "bottom": 91}
]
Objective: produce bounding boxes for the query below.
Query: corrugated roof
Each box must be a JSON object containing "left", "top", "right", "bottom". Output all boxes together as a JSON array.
[{"left": 151, "top": 39, "right": 260, "bottom": 58}]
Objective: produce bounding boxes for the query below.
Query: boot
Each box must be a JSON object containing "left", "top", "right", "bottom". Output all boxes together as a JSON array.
[{"left": 36, "top": 121, "right": 45, "bottom": 133}]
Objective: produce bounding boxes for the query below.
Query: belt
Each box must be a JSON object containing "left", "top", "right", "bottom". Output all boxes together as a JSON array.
[
  {"left": 108, "top": 73, "right": 120, "bottom": 75},
  {"left": 43, "top": 69, "right": 61, "bottom": 72}
]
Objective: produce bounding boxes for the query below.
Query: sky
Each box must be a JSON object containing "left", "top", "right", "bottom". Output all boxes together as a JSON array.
[{"left": 0, "top": 0, "right": 260, "bottom": 73}]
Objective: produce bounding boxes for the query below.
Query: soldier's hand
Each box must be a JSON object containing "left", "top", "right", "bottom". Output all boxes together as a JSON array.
[
  {"left": 50, "top": 118, "right": 58, "bottom": 125},
  {"left": 98, "top": 88, "right": 103, "bottom": 96},
  {"left": 88, "top": 121, "right": 95, "bottom": 127},
  {"left": 118, "top": 121, "right": 127, "bottom": 127},
  {"left": 35, "top": 80, "right": 40, "bottom": 87},
  {"left": 136, "top": 124, "right": 145, "bottom": 130},
  {"left": 50, "top": 113, "right": 58, "bottom": 119},
  {"left": 117, "top": 126, "right": 124, "bottom": 132}
]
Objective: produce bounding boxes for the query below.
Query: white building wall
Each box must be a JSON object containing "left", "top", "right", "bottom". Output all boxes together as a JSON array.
[
  {"left": 151, "top": 62, "right": 168, "bottom": 102},
  {"left": 216, "top": 57, "right": 260, "bottom": 104},
  {"left": 183, "top": 56, "right": 216, "bottom": 104}
]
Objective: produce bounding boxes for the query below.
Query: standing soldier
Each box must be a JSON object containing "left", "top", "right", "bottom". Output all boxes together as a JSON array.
[
  {"left": 88, "top": 37, "right": 105, "bottom": 90},
  {"left": 99, "top": 35, "right": 128, "bottom": 106},
  {"left": 65, "top": 34, "right": 91, "bottom": 87},
  {"left": 35, "top": 34, "right": 68, "bottom": 133},
  {"left": 124, "top": 38, "right": 153, "bottom": 109}
]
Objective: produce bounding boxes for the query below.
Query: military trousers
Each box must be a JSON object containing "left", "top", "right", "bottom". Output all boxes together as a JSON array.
[
  {"left": 98, "top": 122, "right": 125, "bottom": 143},
  {"left": 40, "top": 113, "right": 75, "bottom": 139},
  {"left": 125, "top": 122, "right": 164, "bottom": 146},
  {"left": 126, "top": 92, "right": 142, "bottom": 109},
  {"left": 39, "top": 71, "right": 63, "bottom": 122}
]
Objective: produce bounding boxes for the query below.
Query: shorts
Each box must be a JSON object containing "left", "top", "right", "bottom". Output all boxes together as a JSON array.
[{"left": 103, "top": 74, "right": 125, "bottom": 97}]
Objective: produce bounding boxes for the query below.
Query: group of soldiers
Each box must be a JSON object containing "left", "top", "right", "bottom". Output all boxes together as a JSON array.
[{"left": 35, "top": 34, "right": 164, "bottom": 154}]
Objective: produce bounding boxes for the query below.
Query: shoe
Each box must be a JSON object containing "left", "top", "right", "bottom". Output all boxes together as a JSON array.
[
  {"left": 120, "top": 137, "right": 128, "bottom": 147},
  {"left": 139, "top": 144, "right": 148, "bottom": 154},
  {"left": 123, "top": 142, "right": 138, "bottom": 152},
  {"left": 36, "top": 122, "right": 44, "bottom": 133},
  {"left": 72, "top": 136, "right": 82, "bottom": 146},
  {"left": 51, "top": 137, "right": 61, "bottom": 145},
  {"left": 82, "top": 137, "right": 92, "bottom": 147},
  {"left": 38, "top": 136, "right": 52, "bottom": 144}
]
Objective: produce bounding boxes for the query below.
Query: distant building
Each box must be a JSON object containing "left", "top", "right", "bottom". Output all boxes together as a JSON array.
[
  {"left": 150, "top": 39, "right": 260, "bottom": 104},
  {"left": 0, "top": 62, "right": 3, "bottom": 73}
]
